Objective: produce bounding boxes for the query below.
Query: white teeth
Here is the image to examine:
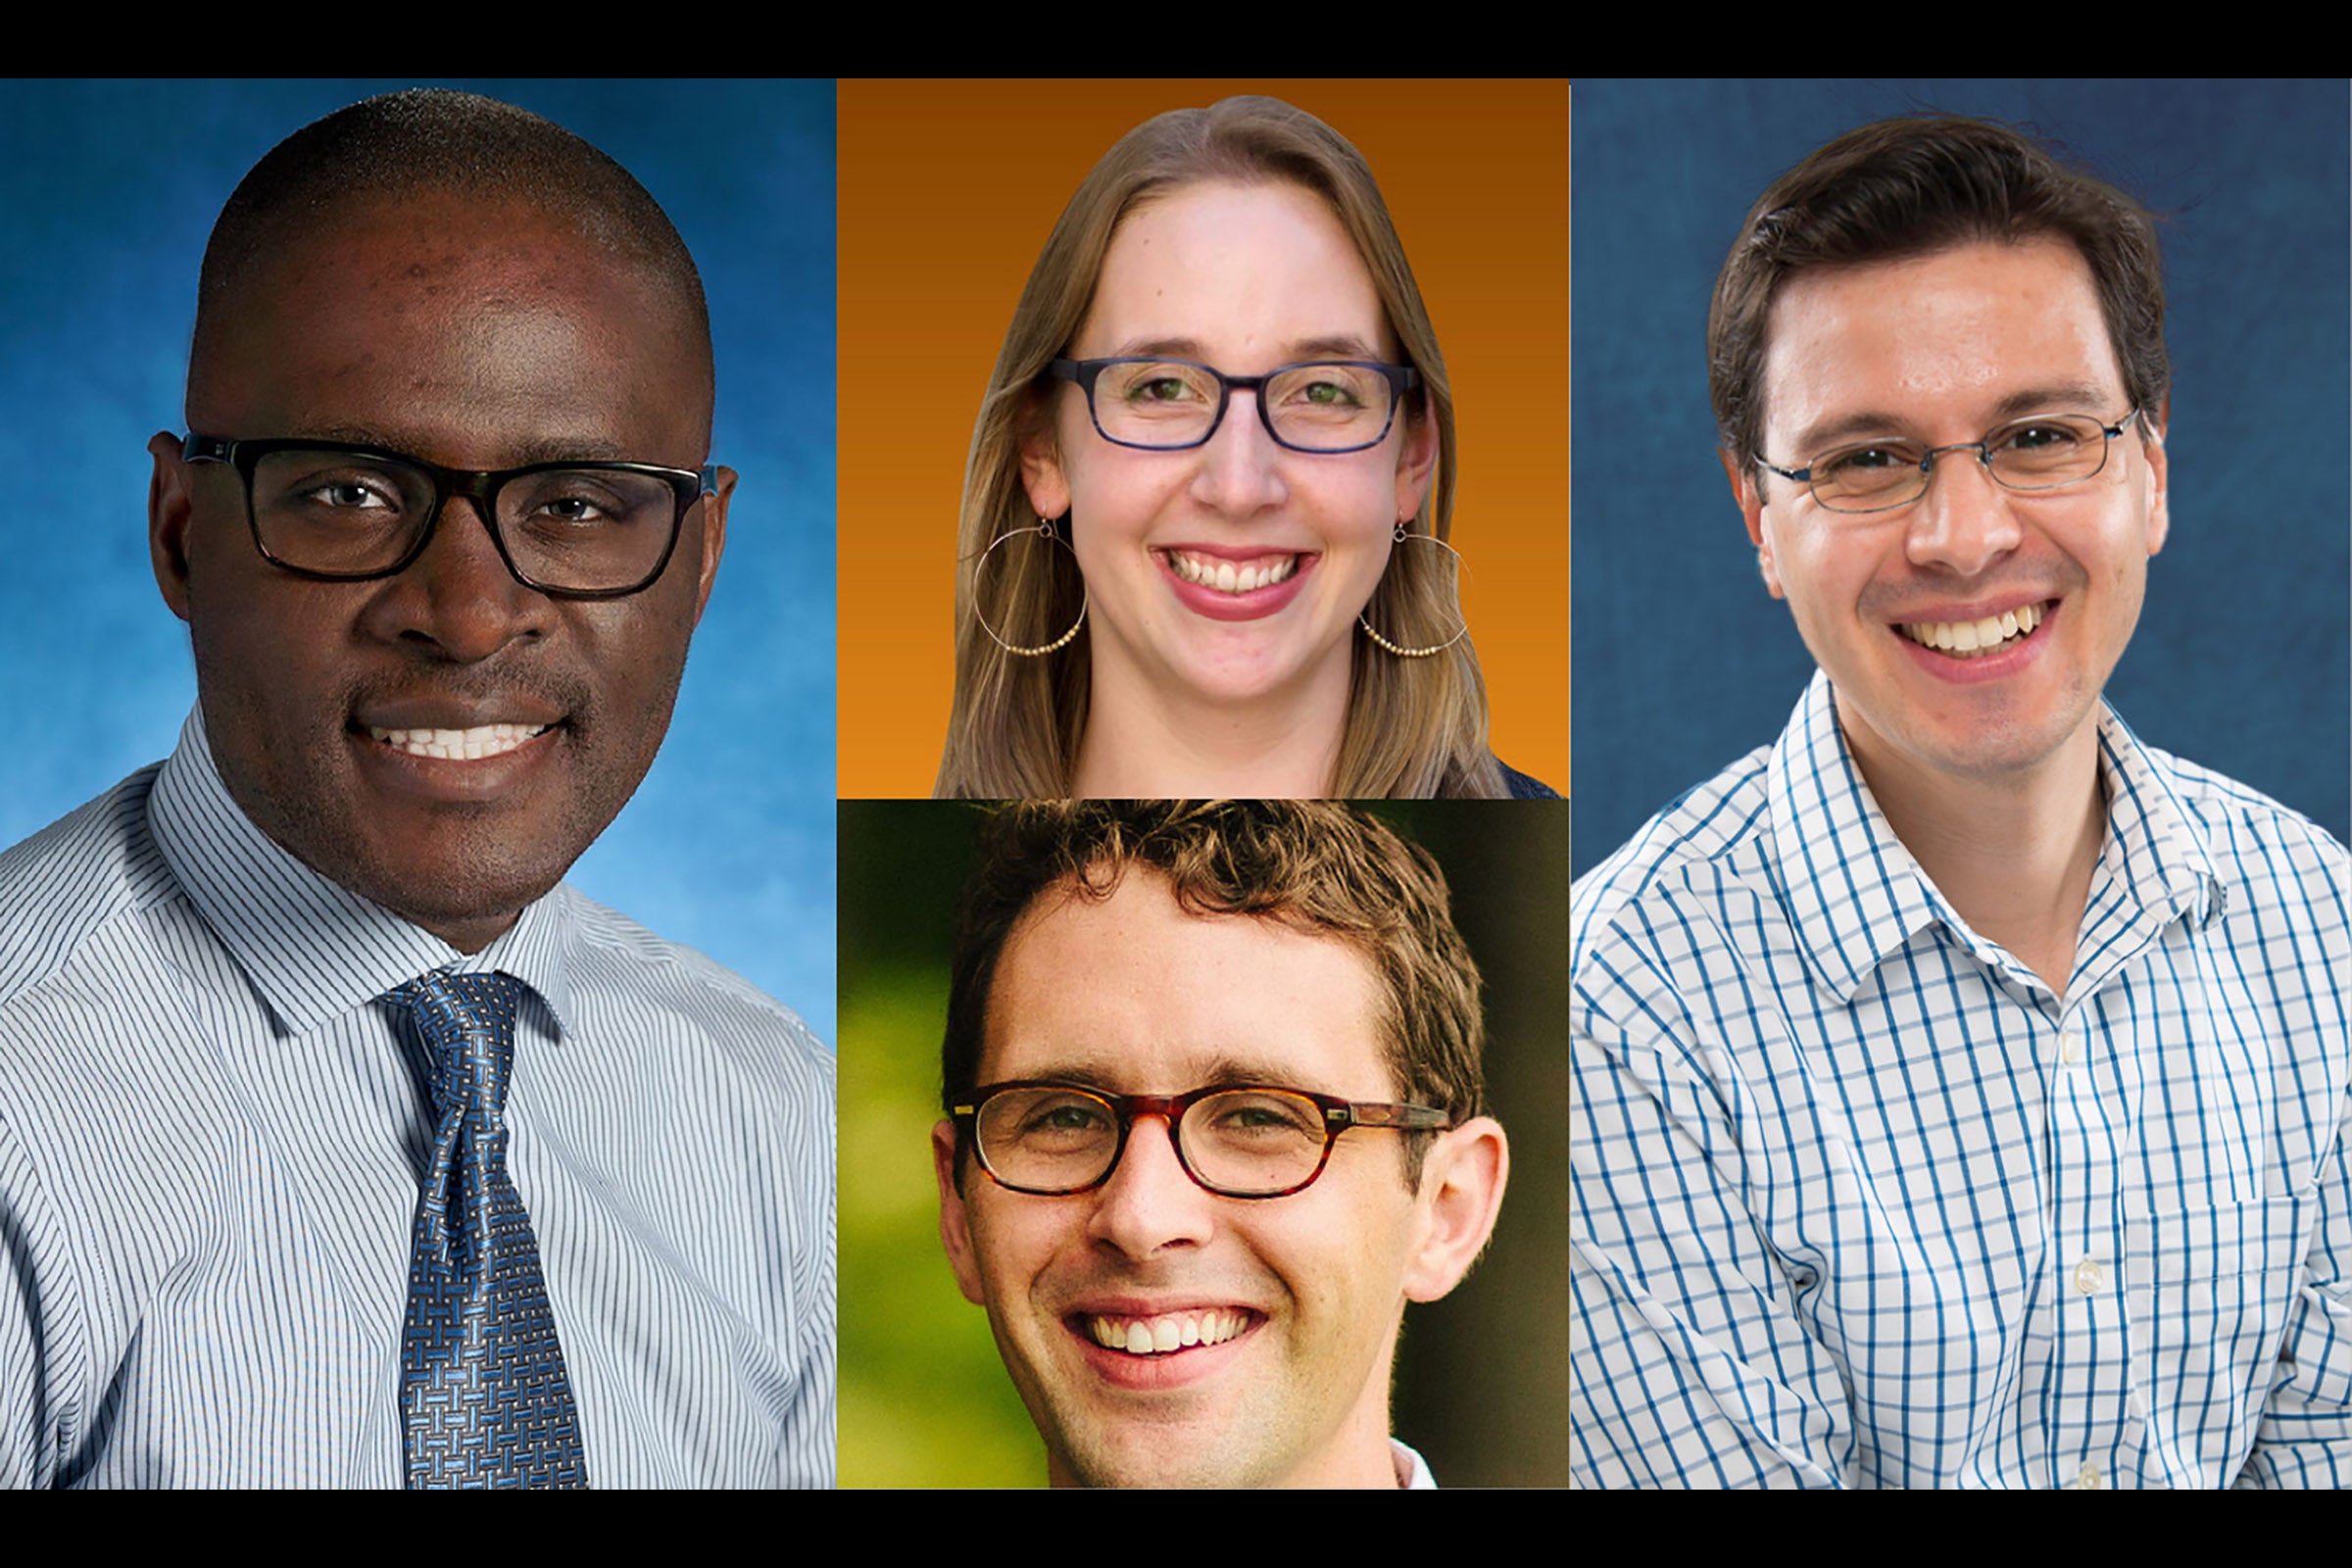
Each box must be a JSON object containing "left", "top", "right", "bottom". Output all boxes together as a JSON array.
[
  {"left": 1087, "top": 1310, "right": 1250, "bottom": 1355},
  {"left": 1164, "top": 551, "right": 1299, "bottom": 595},
  {"left": 1900, "top": 602, "right": 2044, "bottom": 659},
  {"left": 367, "top": 722, "right": 551, "bottom": 761}
]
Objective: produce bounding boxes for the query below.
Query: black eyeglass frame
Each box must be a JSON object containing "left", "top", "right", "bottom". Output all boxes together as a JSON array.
[
  {"left": 180, "top": 434, "right": 721, "bottom": 601},
  {"left": 1752, "top": 408, "right": 2142, "bottom": 515},
  {"left": 1048, "top": 357, "right": 1422, "bottom": 455},
  {"left": 951, "top": 1078, "right": 1454, "bottom": 1200}
]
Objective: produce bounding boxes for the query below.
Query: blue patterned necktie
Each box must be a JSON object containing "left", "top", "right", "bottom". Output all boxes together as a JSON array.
[{"left": 394, "top": 970, "right": 588, "bottom": 1489}]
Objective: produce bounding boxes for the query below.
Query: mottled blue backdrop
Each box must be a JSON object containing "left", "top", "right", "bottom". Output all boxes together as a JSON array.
[
  {"left": 1575, "top": 79, "right": 2350, "bottom": 877},
  {"left": 0, "top": 79, "right": 836, "bottom": 1045}
]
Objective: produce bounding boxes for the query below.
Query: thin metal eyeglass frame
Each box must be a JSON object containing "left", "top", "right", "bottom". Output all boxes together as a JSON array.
[
  {"left": 180, "top": 434, "right": 721, "bottom": 600},
  {"left": 1752, "top": 408, "right": 2141, "bottom": 515},
  {"left": 1049, "top": 357, "right": 1421, "bottom": 454},
  {"left": 951, "top": 1079, "right": 1453, "bottom": 1200}
]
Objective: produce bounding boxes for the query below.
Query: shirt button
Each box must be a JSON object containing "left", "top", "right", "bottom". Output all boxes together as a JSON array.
[
  {"left": 2059, "top": 1030, "right": 2081, "bottom": 1064},
  {"left": 2074, "top": 1256, "right": 2105, "bottom": 1295},
  {"left": 2076, "top": 1461, "right": 2102, "bottom": 1489}
]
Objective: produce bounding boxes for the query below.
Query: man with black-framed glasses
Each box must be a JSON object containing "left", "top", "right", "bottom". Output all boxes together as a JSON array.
[
  {"left": 930, "top": 801, "right": 1509, "bottom": 1489},
  {"left": 1573, "top": 114, "right": 2349, "bottom": 1490},
  {"left": 0, "top": 88, "right": 832, "bottom": 1489}
]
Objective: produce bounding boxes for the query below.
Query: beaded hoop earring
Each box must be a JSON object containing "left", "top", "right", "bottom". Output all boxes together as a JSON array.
[
  {"left": 972, "top": 514, "right": 1088, "bottom": 658},
  {"left": 1358, "top": 522, "right": 1470, "bottom": 659}
]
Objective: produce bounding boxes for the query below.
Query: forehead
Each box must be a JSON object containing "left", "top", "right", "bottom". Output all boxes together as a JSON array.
[
  {"left": 1761, "top": 237, "right": 2126, "bottom": 451},
  {"left": 982, "top": 869, "right": 1392, "bottom": 1097},
  {"left": 1076, "top": 178, "right": 1395, "bottom": 364},
  {"left": 197, "top": 190, "right": 708, "bottom": 466}
]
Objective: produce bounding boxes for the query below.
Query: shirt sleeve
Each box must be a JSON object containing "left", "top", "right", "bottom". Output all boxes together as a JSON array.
[
  {"left": 1570, "top": 964, "right": 1858, "bottom": 1489},
  {"left": 773, "top": 1042, "right": 836, "bottom": 1488},
  {"left": 2236, "top": 1088, "right": 2352, "bottom": 1490},
  {"left": 0, "top": 1112, "right": 74, "bottom": 1491}
]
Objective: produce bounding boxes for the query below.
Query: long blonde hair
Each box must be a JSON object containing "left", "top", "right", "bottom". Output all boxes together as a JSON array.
[{"left": 934, "top": 96, "right": 1505, "bottom": 800}]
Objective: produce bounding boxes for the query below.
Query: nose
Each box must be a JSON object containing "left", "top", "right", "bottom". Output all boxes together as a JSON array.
[
  {"left": 1904, "top": 446, "right": 2024, "bottom": 578},
  {"left": 1186, "top": 387, "right": 1288, "bottom": 519},
  {"left": 1084, "top": 1111, "right": 1215, "bottom": 1259},
  {"left": 366, "top": 494, "right": 551, "bottom": 662}
]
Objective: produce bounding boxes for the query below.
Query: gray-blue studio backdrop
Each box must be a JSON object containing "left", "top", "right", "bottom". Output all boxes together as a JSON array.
[
  {"left": 0, "top": 79, "right": 838, "bottom": 1045},
  {"left": 1574, "top": 79, "right": 2351, "bottom": 878}
]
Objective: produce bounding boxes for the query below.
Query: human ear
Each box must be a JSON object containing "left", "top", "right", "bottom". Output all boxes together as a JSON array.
[
  {"left": 1394, "top": 398, "right": 1440, "bottom": 524},
  {"left": 933, "top": 1118, "right": 988, "bottom": 1307},
  {"left": 691, "top": 466, "right": 737, "bottom": 625},
  {"left": 1401, "top": 1115, "right": 1509, "bottom": 1303},
  {"left": 148, "top": 430, "right": 196, "bottom": 622},
  {"left": 1721, "top": 447, "right": 1785, "bottom": 600},
  {"left": 1019, "top": 426, "right": 1071, "bottom": 523},
  {"left": 2138, "top": 400, "right": 2170, "bottom": 557}
]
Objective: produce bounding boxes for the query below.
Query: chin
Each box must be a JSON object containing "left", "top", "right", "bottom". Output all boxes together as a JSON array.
[
  {"left": 1050, "top": 1414, "right": 1260, "bottom": 1490},
  {"left": 1865, "top": 716, "right": 2075, "bottom": 785},
  {"left": 1166, "top": 633, "right": 1340, "bottom": 706},
  {"left": 375, "top": 861, "right": 558, "bottom": 933},
  {"left": 1916, "top": 692, "right": 2098, "bottom": 775},
  {"left": 318, "top": 803, "right": 580, "bottom": 938}
]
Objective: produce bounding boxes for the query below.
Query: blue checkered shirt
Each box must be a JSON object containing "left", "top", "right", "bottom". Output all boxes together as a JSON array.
[{"left": 1572, "top": 672, "right": 2351, "bottom": 1489}]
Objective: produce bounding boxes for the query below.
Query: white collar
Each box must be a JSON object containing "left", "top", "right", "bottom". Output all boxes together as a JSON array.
[{"left": 1392, "top": 1438, "right": 1437, "bottom": 1490}]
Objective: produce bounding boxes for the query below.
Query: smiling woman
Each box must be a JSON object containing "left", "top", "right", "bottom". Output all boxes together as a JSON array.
[{"left": 912, "top": 93, "right": 1550, "bottom": 800}]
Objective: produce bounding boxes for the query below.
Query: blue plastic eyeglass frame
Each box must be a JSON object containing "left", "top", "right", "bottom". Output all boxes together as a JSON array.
[{"left": 1048, "top": 357, "right": 1421, "bottom": 455}]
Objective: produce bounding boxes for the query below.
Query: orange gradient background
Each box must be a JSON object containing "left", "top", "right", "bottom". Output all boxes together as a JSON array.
[{"left": 838, "top": 78, "right": 1569, "bottom": 797}]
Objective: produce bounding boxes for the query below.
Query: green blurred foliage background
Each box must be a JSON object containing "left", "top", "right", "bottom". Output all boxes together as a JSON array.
[{"left": 838, "top": 801, "right": 1569, "bottom": 1487}]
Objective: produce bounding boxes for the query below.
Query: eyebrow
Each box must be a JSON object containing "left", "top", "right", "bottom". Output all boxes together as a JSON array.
[
  {"left": 1788, "top": 383, "right": 2121, "bottom": 459},
  {"left": 997, "top": 1053, "right": 1341, "bottom": 1097},
  {"left": 1102, "top": 333, "right": 1388, "bottom": 366},
  {"left": 290, "top": 425, "right": 639, "bottom": 466}
]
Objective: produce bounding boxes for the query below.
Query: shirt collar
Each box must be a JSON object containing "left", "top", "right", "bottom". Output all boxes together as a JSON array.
[
  {"left": 1765, "top": 669, "right": 2227, "bottom": 1003},
  {"left": 1390, "top": 1438, "right": 1438, "bottom": 1490},
  {"left": 147, "top": 706, "right": 582, "bottom": 1040}
]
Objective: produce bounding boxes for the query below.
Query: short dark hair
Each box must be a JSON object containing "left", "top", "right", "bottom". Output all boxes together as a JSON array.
[
  {"left": 189, "top": 88, "right": 712, "bottom": 422},
  {"left": 942, "top": 802, "right": 1487, "bottom": 1185},
  {"left": 1709, "top": 115, "right": 2169, "bottom": 470}
]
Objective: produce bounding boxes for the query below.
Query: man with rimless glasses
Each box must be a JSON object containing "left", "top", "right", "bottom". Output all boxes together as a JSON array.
[
  {"left": 933, "top": 802, "right": 1508, "bottom": 1488},
  {"left": 1573, "top": 117, "right": 2349, "bottom": 1488},
  {"left": 0, "top": 90, "right": 832, "bottom": 1487}
]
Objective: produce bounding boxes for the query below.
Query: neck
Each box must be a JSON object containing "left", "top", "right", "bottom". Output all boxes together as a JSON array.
[
  {"left": 414, "top": 908, "right": 521, "bottom": 956},
  {"left": 1839, "top": 698, "right": 2106, "bottom": 999},
  {"left": 1072, "top": 642, "right": 1350, "bottom": 799}
]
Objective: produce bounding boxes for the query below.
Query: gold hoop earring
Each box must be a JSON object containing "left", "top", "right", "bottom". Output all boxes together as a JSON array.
[
  {"left": 1358, "top": 522, "right": 1470, "bottom": 659},
  {"left": 972, "top": 514, "right": 1088, "bottom": 658}
]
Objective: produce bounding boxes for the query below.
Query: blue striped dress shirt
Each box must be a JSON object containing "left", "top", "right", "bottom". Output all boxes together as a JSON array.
[
  {"left": 1572, "top": 672, "right": 2351, "bottom": 1489},
  {"left": 0, "top": 710, "right": 835, "bottom": 1488}
]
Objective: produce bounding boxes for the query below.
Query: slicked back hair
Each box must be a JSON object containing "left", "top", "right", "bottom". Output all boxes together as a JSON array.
[
  {"left": 1710, "top": 115, "right": 2169, "bottom": 477},
  {"left": 943, "top": 801, "right": 1487, "bottom": 1188},
  {"left": 189, "top": 88, "right": 712, "bottom": 424}
]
